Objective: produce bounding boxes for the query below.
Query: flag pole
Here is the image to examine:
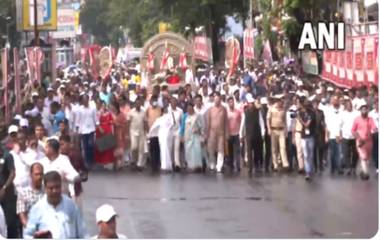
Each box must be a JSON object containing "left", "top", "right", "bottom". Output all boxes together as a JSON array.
[{"left": 34, "top": 0, "right": 39, "bottom": 46}]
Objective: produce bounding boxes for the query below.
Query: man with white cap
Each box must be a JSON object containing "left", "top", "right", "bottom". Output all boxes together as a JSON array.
[
  {"left": 93, "top": 204, "right": 126, "bottom": 239},
  {"left": 351, "top": 100, "right": 378, "bottom": 180},
  {"left": 44, "top": 87, "right": 60, "bottom": 109},
  {"left": 239, "top": 93, "right": 265, "bottom": 175}
]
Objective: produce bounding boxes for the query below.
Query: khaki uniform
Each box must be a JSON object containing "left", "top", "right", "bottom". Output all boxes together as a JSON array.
[
  {"left": 294, "top": 118, "right": 305, "bottom": 170},
  {"left": 267, "top": 106, "right": 289, "bottom": 169}
]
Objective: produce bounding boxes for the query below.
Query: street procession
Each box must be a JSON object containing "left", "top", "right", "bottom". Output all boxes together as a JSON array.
[{"left": 0, "top": 0, "right": 379, "bottom": 239}]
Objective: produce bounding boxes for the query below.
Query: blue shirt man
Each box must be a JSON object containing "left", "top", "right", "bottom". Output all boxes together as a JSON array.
[
  {"left": 52, "top": 110, "right": 65, "bottom": 134},
  {"left": 23, "top": 171, "right": 87, "bottom": 239}
]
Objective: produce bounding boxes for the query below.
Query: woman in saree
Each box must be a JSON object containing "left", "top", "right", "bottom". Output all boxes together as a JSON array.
[{"left": 180, "top": 103, "right": 203, "bottom": 171}]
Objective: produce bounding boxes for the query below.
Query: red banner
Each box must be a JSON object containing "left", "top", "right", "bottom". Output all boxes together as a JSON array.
[
  {"left": 243, "top": 28, "right": 255, "bottom": 61},
  {"left": 25, "top": 47, "right": 44, "bottom": 84},
  {"left": 345, "top": 37, "right": 354, "bottom": 86},
  {"left": 354, "top": 37, "right": 365, "bottom": 85},
  {"left": 14, "top": 48, "right": 21, "bottom": 115},
  {"left": 321, "top": 34, "right": 378, "bottom": 88},
  {"left": 88, "top": 44, "right": 101, "bottom": 79},
  {"left": 193, "top": 36, "right": 209, "bottom": 62}
]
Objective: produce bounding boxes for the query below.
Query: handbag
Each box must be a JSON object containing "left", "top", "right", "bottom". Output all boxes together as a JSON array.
[{"left": 96, "top": 134, "right": 117, "bottom": 152}]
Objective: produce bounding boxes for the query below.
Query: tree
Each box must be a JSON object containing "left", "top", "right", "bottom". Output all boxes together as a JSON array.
[{"left": 82, "top": 0, "right": 248, "bottom": 62}]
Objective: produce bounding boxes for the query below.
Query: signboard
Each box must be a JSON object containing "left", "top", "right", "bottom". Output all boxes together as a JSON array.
[
  {"left": 193, "top": 36, "right": 210, "bottom": 62},
  {"left": 51, "top": 9, "right": 76, "bottom": 39},
  {"left": 57, "top": 0, "right": 81, "bottom": 9},
  {"left": 21, "top": 0, "right": 58, "bottom": 31},
  {"left": 301, "top": 51, "right": 319, "bottom": 75}
]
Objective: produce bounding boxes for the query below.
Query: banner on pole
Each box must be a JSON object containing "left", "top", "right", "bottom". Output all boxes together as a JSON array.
[
  {"left": 262, "top": 40, "right": 273, "bottom": 65},
  {"left": 193, "top": 36, "right": 209, "bottom": 62},
  {"left": 225, "top": 37, "right": 240, "bottom": 77},
  {"left": 88, "top": 44, "right": 101, "bottom": 79},
  {"left": 243, "top": 28, "right": 255, "bottom": 64},
  {"left": 98, "top": 46, "right": 113, "bottom": 79},
  {"left": 25, "top": 47, "right": 44, "bottom": 84}
]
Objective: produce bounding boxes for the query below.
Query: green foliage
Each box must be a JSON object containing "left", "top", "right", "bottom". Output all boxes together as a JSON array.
[{"left": 81, "top": 0, "right": 246, "bottom": 48}]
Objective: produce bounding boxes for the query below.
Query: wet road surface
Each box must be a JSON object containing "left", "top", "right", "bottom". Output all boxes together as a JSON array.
[{"left": 81, "top": 170, "right": 378, "bottom": 238}]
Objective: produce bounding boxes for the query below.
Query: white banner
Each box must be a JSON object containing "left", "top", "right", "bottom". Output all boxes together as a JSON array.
[{"left": 51, "top": 8, "right": 76, "bottom": 39}]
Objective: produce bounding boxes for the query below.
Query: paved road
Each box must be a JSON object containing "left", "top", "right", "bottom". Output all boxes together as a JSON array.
[{"left": 81, "top": 170, "right": 378, "bottom": 239}]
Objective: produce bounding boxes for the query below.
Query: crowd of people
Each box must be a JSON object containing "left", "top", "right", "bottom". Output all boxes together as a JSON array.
[{"left": 0, "top": 58, "right": 378, "bottom": 238}]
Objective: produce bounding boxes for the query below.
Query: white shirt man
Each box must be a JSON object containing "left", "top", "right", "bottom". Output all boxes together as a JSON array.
[
  {"left": 77, "top": 105, "right": 98, "bottom": 135},
  {"left": 44, "top": 95, "right": 61, "bottom": 109},
  {"left": 39, "top": 154, "right": 80, "bottom": 197},
  {"left": 352, "top": 97, "right": 365, "bottom": 111},
  {"left": 325, "top": 105, "right": 344, "bottom": 140},
  {"left": 168, "top": 105, "right": 183, "bottom": 169},
  {"left": 341, "top": 109, "right": 360, "bottom": 140},
  {"left": 12, "top": 148, "right": 38, "bottom": 194},
  {"left": 128, "top": 107, "right": 147, "bottom": 168}
]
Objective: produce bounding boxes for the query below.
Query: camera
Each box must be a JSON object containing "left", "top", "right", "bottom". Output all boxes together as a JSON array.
[{"left": 289, "top": 110, "right": 297, "bottom": 119}]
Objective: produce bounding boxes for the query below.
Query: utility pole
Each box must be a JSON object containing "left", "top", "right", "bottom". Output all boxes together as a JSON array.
[
  {"left": 34, "top": 0, "right": 39, "bottom": 46},
  {"left": 249, "top": 0, "right": 253, "bottom": 28}
]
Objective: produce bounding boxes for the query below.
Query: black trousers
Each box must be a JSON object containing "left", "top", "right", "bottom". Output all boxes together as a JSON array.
[
  {"left": 342, "top": 139, "right": 358, "bottom": 170},
  {"left": 314, "top": 139, "right": 325, "bottom": 172},
  {"left": 246, "top": 135, "right": 263, "bottom": 171},
  {"left": 373, "top": 133, "right": 378, "bottom": 169},
  {"left": 228, "top": 135, "right": 241, "bottom": 171},
  {"left": 149, "top": 137, "right": 161, "bottom": 171},
  {"left": 286, "top": 132, "right": 297, "bottom": 171},
  {"left": 264, "top": 134, "right": 271, "bottom": 171},
  {"left": 1, "top": 192, "right": 21, "bottom": 238}
]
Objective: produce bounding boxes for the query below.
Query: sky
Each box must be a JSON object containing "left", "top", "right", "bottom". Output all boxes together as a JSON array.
[{"left": 225, "top": 16, "right": 244, "bottom": 38}]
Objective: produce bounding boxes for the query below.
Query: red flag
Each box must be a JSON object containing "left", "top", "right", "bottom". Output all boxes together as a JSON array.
[
  {"left": 147, "top": 52, "right": 154, "bottom": 72},
  {"left": 14, "top": 48, "right": 21, "bottom": 115},
  {"left": 244, "top": 28, "right": 255, "bottom": 60},
  {"left": 179, "top": 52, "right": 188, "bottom": 72},
  {"left": 160, "top": 48, "right": 170, "bottom": 71},
  {"left": 25, "top": 47, "right": 44, "bottom": 84}
]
